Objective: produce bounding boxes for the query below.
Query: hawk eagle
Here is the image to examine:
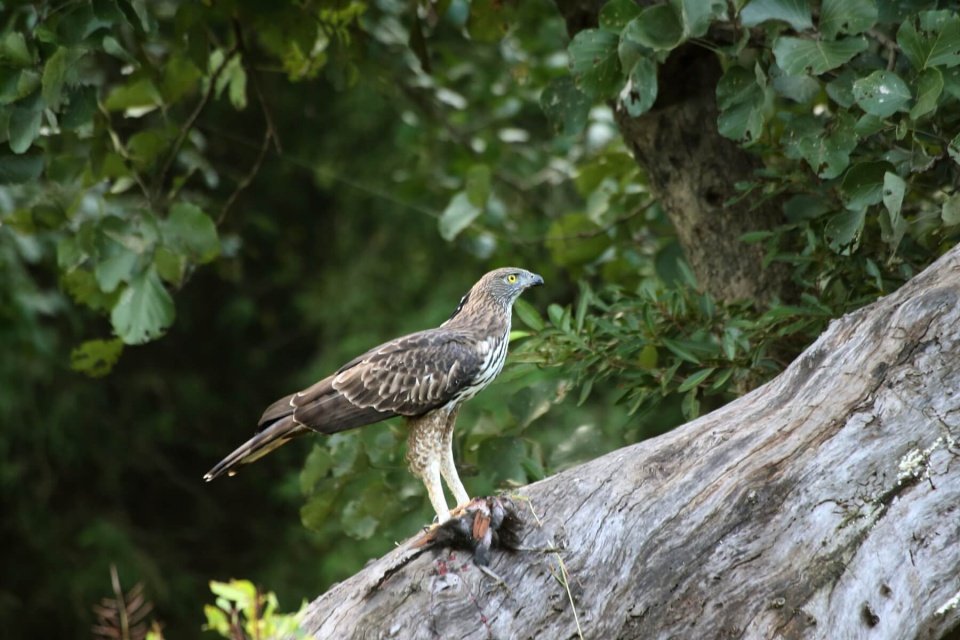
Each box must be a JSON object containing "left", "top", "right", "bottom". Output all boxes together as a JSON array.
[{"left": 205, "top": 268, "right": 543, "bottom": 522}]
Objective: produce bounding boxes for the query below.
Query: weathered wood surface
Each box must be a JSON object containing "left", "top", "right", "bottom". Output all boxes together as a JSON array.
[{"left": 301, "top": 245, "right": 960, "bottom": 640}]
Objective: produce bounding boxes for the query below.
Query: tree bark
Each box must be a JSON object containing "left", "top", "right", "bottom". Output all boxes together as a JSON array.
[
  {"left": 300, "top": 245, "right": 960, "bottom": 639},
  {"left": 612, "top": 45, "right": 790, "bottom": 304},
  {"left": 554, "top": 2, "right": 789, "bottom": 304}
]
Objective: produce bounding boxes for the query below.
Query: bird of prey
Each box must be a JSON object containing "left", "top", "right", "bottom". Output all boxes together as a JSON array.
[{"left": 205, "top": 267, "right": 543, "bottom": 522}]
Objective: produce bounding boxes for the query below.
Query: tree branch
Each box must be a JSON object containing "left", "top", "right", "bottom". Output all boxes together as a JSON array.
[
  {"left": 155, "top": 44, "right": 239, "bottom": 205},
  {"left": 298, "top": 244, "right": 960, "bottom": 639},
  {"left": 217, "top": 25, "right": 282, "bottom": 225}
]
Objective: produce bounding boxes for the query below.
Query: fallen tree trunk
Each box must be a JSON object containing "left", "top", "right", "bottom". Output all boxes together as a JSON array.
[{"left": 300, "top": 245, "right": 960, "bottom": 640}]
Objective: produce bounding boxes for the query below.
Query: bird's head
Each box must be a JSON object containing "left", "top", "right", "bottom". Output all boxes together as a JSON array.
[
  {"left": 446, "top": 268, "right": 544, "bottom": 324},
  {"left": 477, "top": 267, "right": 544, "bottom": 306}
]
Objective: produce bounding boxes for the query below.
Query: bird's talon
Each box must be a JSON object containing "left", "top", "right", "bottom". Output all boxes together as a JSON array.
[{"left": 416, "top": 496, "right": 523, "bottom": 565}]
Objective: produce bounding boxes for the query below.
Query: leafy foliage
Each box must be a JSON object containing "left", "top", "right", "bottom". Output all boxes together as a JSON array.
[
  {"left": 204, "top": 580, "right": 311, "bottom": 640},
  {"left": 2, "top": 0, "right": 959, "bottom": 638},
  {"left": 527, "top": 0, "right": 960, "bottom": 419}
]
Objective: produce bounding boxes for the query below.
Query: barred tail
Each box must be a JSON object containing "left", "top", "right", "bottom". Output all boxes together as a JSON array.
[{"left": 204, "top": 417, "right": 308, "bottom": 481}]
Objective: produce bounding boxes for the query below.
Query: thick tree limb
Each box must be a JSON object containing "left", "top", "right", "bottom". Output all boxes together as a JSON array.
[
  {"left": 554, "top": 1, "right": 789, "bottom": 304},
  {"left": 300, "top": 245, "right": 960, "bottom": 639},
  {"left": 612, "top": 44, "right": 790, "bottom": 304}
]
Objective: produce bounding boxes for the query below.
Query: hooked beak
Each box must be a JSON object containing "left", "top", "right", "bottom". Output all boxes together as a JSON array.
[{"left": 528, "top": 273, "right": 544, "bottom": 288}]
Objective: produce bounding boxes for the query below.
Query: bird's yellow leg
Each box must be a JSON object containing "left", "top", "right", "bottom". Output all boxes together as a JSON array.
[
  {"left": 422, "top": 461, "right": 452, "bottom": 524},
  {"left": 440, "top": 413, "right": 471, "bottom": 511},
  {"left": 407, "top": 414, "right": 453, "bottom": 524}
]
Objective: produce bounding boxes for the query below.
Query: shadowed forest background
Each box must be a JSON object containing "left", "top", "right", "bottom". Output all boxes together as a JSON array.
[{"left": 2, "top": 0, "right": 960, "bottom": 637}]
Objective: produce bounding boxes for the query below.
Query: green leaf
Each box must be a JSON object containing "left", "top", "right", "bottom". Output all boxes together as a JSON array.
[
  {"left": 163, "top": 203, "right": 220, "bottom": 264},
  {"left": 341, "top": 499, "right": 378, "bottom": 539},
  {"left": 661, "top": 338, "right": 700, "bottom": 364},
  {"left": 672, "top": 0, "right": 726, "bottom": 38},
  {"left": 300, "top": 492, "right": 336, "bottom": 529},
  {"left": 540, "top": 77, "right": 591, "bottom": 136},
  {"left": 110, "top": 266, "right": 175, "bottom": 345},
  {"left": 772, "top": 36, "right": 867, "bottom": 75},
  {"left": 118, "top": 0, "right": 156, "bottom": 33},
  {"left": 681, "top": 389, "right": 700, "bottom": 420},
  {"left": 439, "top": 192, "right": 482, "bottom": 241},
  {"left": 824, "top": 207, "right": 866, "bottom": 253},
  {"left": 618, "top": 35, "right": 647, "bottom": 73},
  {"left": 226, "top": 58, "right": 246, "bottom": 110},
  {"left": 678, "top": 367, "right": 715, "bottom": 392},
  {"left": 203, "top": 604, "right": 230, "bottom": 634},
  {"left": 740, "top": 230, "right": 775, "bottom": 243},
  {"left": 102, "top": 35, "right": 138, "bottom": 66},
  {"left": 621, "top": 57, "right": 658, "bottom": 117},
  {"left": 826, "top": 68, "right": 857, "bottom": 107},
  {"left": 547, "top": 303, "right": 565, "bottom": 328},
  {"left": 0, "top": 150, "right": 43, "bottom": 183},
  {"left": 104, "top": 78, "right": 162, "bottom": 115},
  {"left": 62, "top": 268, "right": 119, "bottom": 312},
  {"left": 41, "top": 47, "right": 73, "bottom": 110},
  {"left": 465, "top": 164, "right": 491, "bottom": 208},
  {"left": 8, "top": 91, "right": 43, "bottom": 154},
  {"left": 153, "top": 246, "right": 186, "bottom": 285},
  {"left": 783, "top": 113, "right": 858, "bottom": 178},
  {"left": 880, "top": 171, "right": 907, "bottom": 250},
  {"left": 0, "top": 32, "right": 32, "bottom": 68},
  {"left": 623, "top": 5, "right": 684, "bottom": 51},
  {"left": 897, "top": 10, "right": 960, "bottom": 70},
  {"left": 161, "top": 55, "right": 202, "bottom": 104},
  {"left": 70, "top": 338, "right": 124, "bottom": 378},
  {"left": 853, "top": 113, "right": 885, "bottom": 136},
  {"left": 127, "top": 128, "right": 174, "bottom": 170},
  {"left": 60, "top": 85, "right": 98, "bottom": 130},
  {"left": 942, "top": 194, "right": 960, "bottom": 226},
  {"left": 95, "top": 245, "right": 140, "bottom": 293},
  {"left": 568, "top": 29, "right": 622, "bottom": 99},
  {"left": 770, "top": 65, "right": 821, "bottom": 103},
  {"left": 840, "top": 161, "right": 893, "bottom": 210},
  {"left": 514, "top": 298, "right": 544, "bottom": 332},
  {"left": 783, "top": 193, "right": 831, "bottom": 221},
  {"left": 637, "top": 344, "right": 658, "bottom": 369},
  {"left": 819, "top": 0, "right": 877, "bottom": 39},
  {"left": 740, "top": 0, "right": 812, "bottom": 31},
  {"left": 949, "top": 132, "right": 960, "bottom": 166},
  {"left": 209, "top": 580, "right": 256, "bottom": 606},
  {"left": 716, "top": 64, "right": 767, "bottom": 144},
  {"left": 546, "top": 213, "right": 609, "bottom": 268},
  {"left": 56, "top": 4, "right": 113, "bottom": 45},
  {"left": 599, "top": 0, "right": 642, "bottom": 31},
  {"left": 0, "top": 69, "right": 31, "bottom": 105},
  {"left": 467, "top": 0, "right": 515, "bottom": 42},
  {"left": 852, "top": 70, "right": 911, "bottom": 117},
  {"left": 909, "top": 66, "right": 942, "bottom": 119},
  {"left": 299, "top": 444, "right": 334, "bottom": 494}
]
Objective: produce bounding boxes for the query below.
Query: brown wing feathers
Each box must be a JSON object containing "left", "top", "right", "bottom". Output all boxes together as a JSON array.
[{"left": 204, "top": 330, "right": 483, "bottom": 481}]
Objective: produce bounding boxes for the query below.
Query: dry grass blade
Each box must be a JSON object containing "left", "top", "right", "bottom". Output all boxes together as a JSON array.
[{"left": 91, "top": 565, "right": 157, "bottom": 640}]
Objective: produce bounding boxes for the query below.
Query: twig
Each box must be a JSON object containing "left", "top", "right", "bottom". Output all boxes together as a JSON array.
[
  {"left": 155, "top": 44, "right": 239, "bottom": 203},
  {"left": 517, "top": 497, "right": 584, "bottom": 640},
  {"left": 511, "top": 200, "right": 656, "bottom": 245},
  {"left": 554, "top": 554, "right": 585, "bottom": 640},
  {"left": 217, "top": 26, "right": 282, "bottom": 225},
  {"left": 216, "top": 97, "right": 275, "bottom": 222},
  {"left": 110, "top": 565, "right": 131, "bottom": 640},
  {"left": 868, "top": 28, "right": 899, "bottom": 70},
  {"left": 97, "top": 103, "right": 152, "bottom": 203}
]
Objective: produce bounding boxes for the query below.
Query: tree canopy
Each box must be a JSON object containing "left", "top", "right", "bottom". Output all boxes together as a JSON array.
[{"left": 1, "top": 0, "right": 958, "bottom": 637}]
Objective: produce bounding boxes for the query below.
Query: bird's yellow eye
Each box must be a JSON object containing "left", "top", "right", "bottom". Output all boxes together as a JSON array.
[{"left": 506, "top": 274, "right": 518, "bottom": 284}]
